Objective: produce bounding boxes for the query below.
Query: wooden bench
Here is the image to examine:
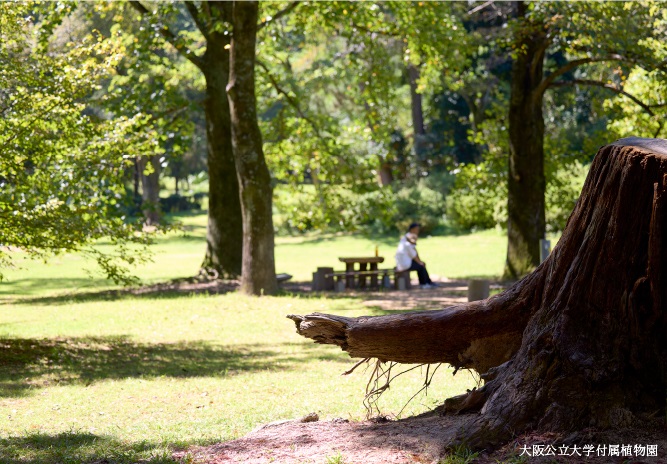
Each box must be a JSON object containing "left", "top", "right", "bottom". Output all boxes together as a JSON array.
[{"left": 324, "top": 269, "right": 411, "bottom": 291}]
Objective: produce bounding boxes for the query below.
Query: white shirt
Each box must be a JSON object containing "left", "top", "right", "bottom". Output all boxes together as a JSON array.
[{"left": 395, "top": 235, "right": 417, "bottom": 271}]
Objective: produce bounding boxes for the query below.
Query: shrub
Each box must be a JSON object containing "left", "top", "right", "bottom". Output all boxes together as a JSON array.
[
  {"left": 446, "top": 162, "right": 505, "bottom": 230},
  {"left": 392, "top": 178, "right": 447, "bottom": 234},
  {"left": 546, "top": 161, "right": 588, "bottom": 232},
  {"left": 159, "top": 194, "right": 202, "bottom": 213},
  {"left": 273, "top": 173, "right": 450, "bottom": 235},
  {"left": 446, "top": 159, "right": 588, "bottom": 232}
]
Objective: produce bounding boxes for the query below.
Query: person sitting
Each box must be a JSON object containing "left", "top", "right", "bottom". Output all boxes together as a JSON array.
[{"left": 395, "top": 222, "right": 438, "bottom": 289}]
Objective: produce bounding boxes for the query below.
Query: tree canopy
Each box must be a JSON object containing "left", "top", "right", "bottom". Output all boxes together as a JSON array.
[{"left": 0, "top": 3, "right": 154, "bottom": 283}]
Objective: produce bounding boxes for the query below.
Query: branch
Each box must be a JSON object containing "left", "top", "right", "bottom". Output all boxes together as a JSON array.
[
  {"left": 549, "top": 79, "right": 655, "bottom": 116},
  {"left": 257, "top": 1, "right": 300, "bottom": 31},
  {"left": 468, "top": 0, "right": 494, "bottom": 15},
  {"left": 129, "top": 1, "right": 203, "bottom": 70},
  {"left": 537, "top": 54, "right": 638, "bottom": 97},
  {"left": 184, "top": 1, "right": 209, "bottom": 40},
  {"left": 256, "top": 59, "right": 323, "bottom": 138},
  {"left": 348, "top": 21, "right": 402, "bottom": 38},
  {"left": 0, "top": 99, "right": 63, "bottom": 154}
]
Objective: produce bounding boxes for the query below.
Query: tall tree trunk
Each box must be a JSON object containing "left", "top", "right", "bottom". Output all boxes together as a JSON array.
[
  {"left": 200, "top": 21, "right": 243, "bottom": 279},
  {"left": 504, "top": 2, "right": 548, "bottom": 279},
  {"left": 408, "top": 64, "right": 425, "bottom": 178},
  {"left": 408, "top": 64, "right": 425, "bottom": 136},
  {"left": 290, "top": 138, "right": 667, "bottom": 451},
  {"left": 128, "top": 0, "right": 243, "bottom": 278},
  {"left": 138, "top": 155, "right": 161, "bottom": 225},
  {"left": 227, "top": 0, "right": 278, "bottom": 296}
]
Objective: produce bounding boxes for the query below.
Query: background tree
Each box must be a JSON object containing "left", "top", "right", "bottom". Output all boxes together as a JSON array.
[
  {"left": 0, "top": 2, "right": 152, "bottom": 283},
  {"left": 502, "top": 0, "right": 667, "bottom": 278},
  {"left": 260, "top": 1, "right": 466, "bottom": 234},
  {"left": 228, "top": 0, "right": 278, "bottom": 295},
  {"left": 129, "top": 1, "right": 244, "bottom": 278}
]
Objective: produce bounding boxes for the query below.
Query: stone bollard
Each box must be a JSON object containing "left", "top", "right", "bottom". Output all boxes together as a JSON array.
[
  {"left": 398, "top": 277, "right": 407, "bottom": 291},
  {"left": 540, "top": 239, "right": 551, "bottom": 263},
  {"left": 468, "top": 279, "right": 490, "bottom": 302},
  {"left": 382, "top": 273, "right": 391, "bottom": 289},
  {"left": 312, "top": 267, "right": 334, "bottom": 291}
]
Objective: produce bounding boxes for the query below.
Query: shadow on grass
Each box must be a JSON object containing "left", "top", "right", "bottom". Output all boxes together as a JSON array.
[
  {"left": 0, "top": 278, "right": 239, "bottom": 306},
  {"left": 0, "top": 278, "right": 114, "bottom": 300},
  {"left": 0, "top": 336, "right": 342, "bottom": 398},
  {"left": 0, "top": 431, "right": 178, "bottom": 464}
]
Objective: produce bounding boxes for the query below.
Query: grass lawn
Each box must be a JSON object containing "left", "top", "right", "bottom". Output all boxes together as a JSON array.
[{"left": 0, "top": 212, "right": 514, "bottom": 463}]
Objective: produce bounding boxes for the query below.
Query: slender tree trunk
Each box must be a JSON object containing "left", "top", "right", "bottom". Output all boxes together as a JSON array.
[
  {"left": 378, "top": 160, "right": 394, "bottom": 187},
  {"left": 200, "top": 24, "right": 243, "bottom": 279},
  {"left": 504, "top": 1, "right": 548, "bottom": 279},
  {"left": 408, "top": 64, "right": 425, "bottom": 136},
  {"left": 227, "top": 0, "right": 278, "bottom": 295},
  {"left": 290, "top": 138, "right": 667, "bottom": 451},
  {"left": 138, "top": 155, "right": 161, "bottom": 225},
  {"left": 407, "top": 64, "right": 425, "bottom": 178},
  {"left": 133, "top": 157, "right": 141, "bottom": 209}
]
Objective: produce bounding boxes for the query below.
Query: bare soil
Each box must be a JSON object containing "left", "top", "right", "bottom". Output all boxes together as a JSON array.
[
  {"left": 175, "top": 414, "right": 667, "bottom": 464},
  {"left": 175, "top": 414, "right": 461, "bottom": 464}
]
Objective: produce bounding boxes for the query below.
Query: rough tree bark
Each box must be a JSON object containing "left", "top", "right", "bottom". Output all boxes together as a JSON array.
[
  {"left": 227, "top": 0, "right": 278, "bottom": 296},
  {"left": 504, "top": 1, "right": 548, "bottom": 279},
  {"left": 129, "top": 1, "right": 243, "bottom": 278},
  {"left": 200, "top": 3, "right": 243, "bottom": 278},
  {"left": 289, "top": 138, "right": 667, "bottom": 450}
]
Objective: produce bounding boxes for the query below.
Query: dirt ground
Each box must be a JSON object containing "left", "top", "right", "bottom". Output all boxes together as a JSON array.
[
  {"left": 176, "top": 414, "right": 459, "bottom": 464},
  {"left": 175, "top": 413, "right": 667, "bottom": 464},
  {"left": 280, "top": 278, "right": 472, "bottom": 309}
]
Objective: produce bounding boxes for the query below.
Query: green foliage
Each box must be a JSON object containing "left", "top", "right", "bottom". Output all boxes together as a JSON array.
[
  {"left": 606, "top": 67, "right": 667, "bottom": 138},
  {"left": 0, "top": 3, "right": 153, "bottom": 283},
  {"left": 325, "top": 451, "right": 347, "bottom": 464},
  {"left": 274, "top": 174, "right": 448, "bottom": 236},
  {"left": 446, "top": 156, "right": 588, "bottom": 233},
  {"left": 392, "top": 177, "right": 448, "bottom": 234},
  {"left": 259, "top": 1, "right": 468, "bottom": 218},
  {"left": 545, "top": 162, "right": 589, "bottom": 233},
  {"left": 447, "top": 162, "right": 505, "bottom": 231}
]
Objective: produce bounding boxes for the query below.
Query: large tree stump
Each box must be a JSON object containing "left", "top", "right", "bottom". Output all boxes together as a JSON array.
[{"left": 288, "top": 138, "right": 667, "bottom": 449}]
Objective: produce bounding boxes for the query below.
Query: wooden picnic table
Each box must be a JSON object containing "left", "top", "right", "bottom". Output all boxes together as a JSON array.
[{"left": 338, "top": 256, "right": 385, "bottom": 289}]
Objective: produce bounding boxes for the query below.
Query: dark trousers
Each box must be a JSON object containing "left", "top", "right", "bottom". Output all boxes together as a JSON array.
[{"left": 409, "top": 260, "right": 432, "bottom": 285}]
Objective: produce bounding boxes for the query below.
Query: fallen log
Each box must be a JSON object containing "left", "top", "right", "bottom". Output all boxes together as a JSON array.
[{"left": 288, "top": 266, "right": 544, "bottom": 374}]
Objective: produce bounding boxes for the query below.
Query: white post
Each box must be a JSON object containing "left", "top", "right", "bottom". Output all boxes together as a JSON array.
[
  {"left": 468, "top": 279, "right": 490, "bottom": 302},
  {"left": 540, "top": 239, "right": 551, "bottom": 263}
]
